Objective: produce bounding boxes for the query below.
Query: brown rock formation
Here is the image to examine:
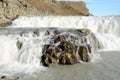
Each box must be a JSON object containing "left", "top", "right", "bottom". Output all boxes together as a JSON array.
[
  {"left": 41, "top": 29, "right": 100, "bottom": 67},
  {"left": 0, "top": 0, "right": 91, "bottom": 27},
  {"left": 26, "top": 0, "right": 91, "bottom": 16},
  {"left": 0, "top": 0, "right": 40, "bottom": 27}
]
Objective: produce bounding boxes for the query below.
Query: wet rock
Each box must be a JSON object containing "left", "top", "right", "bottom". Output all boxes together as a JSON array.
[
  {"left": 87, "top": 44, "right": 92, "bottom": 53},
  {"left": 41, "top": 41, "right": 78, "bottom": 66},
  {"left": 45, "top": 30, "right": 50, "bottom": 36},
  {"left": 1, "top": 75, "right": 6, "bottom": 79},
  {"left": 16, "top": 41, "right": 22, "bottom": 50},
  {"left": 41, "top": 29, "right": 100, "bottom": 67},
  {"left": 33, "top": 30, "right": 40, "bottom": 36},
  {"left": 76, "top": 29, "right": 92, "bottom": 36},
  {"left": 53, "top": 30, "right": 60, "bottom": 35},
  {"left": 78, "top": 46, "right": 90, "bottom": 62},
  {"left": 54, "top": 35, "right": 66, "bottom": 43},
  {"left": 58, "top": 41, "right": 78, "bottom": 64}
]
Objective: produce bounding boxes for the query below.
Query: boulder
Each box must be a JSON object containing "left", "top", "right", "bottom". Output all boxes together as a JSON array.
[
  {"left": 33, "top": 30, "right": 40, "bottom": 37},
  {"left": 41, "top": 41, "right": 78, "bottom": 66},
  {"left": 78, "top": 46, "right": 90, "bottom": 62}
]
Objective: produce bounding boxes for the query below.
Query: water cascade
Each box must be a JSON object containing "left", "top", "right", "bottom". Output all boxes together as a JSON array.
[{"left": 0, "top": 16, "right": 120, "bottom": 74}]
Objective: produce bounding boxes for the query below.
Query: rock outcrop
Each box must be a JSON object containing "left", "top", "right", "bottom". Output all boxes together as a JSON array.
[
  {"left": 0, "top": 0, "right": 91, "bottom": 27},
  {"left": 0, "top": 0, "right": 40, "bottom": 27},
  {"left": 26, "top": 0, "right": 91, "bottom": 16},
  {"left": 41, "top": 29, "right": 100, "bottom": 67}
]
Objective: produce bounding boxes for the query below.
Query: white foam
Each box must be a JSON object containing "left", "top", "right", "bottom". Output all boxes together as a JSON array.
[
  {"left": 10, "top": 16, "right": 120, "bottom": 35},
  {"left": 0, "top": 16, "right": 120, "bottom": 74}
]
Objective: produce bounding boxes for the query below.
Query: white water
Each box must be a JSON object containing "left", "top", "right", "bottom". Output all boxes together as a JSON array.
[
  {"left": 10, "top": 16, "right": 120, "bottom": 50},
  {"left": 0, "top": 16, "right": 120, "bottom": 76}
]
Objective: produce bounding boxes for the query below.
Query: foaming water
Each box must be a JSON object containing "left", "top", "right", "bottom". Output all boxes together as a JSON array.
[
  {"left": 9, "top": 16, "right": 120, "bottom": 50},
  {"left": 0, "top": 16, "right": 120, "bottom": 76}
]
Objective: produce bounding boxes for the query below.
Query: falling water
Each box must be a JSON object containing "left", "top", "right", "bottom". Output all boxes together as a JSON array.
[{"left": 0, "top": 16, "right": 120, "bottom": 77}]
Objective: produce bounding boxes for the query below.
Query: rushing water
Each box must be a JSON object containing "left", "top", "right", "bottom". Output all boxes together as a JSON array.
[{"left": 0, "top": 16, "right": 120, "bottom": 80}]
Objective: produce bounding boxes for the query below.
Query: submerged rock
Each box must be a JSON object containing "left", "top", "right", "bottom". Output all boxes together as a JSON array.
[{"left": 78, "top": 46, "right": 90, "bottom": 62}]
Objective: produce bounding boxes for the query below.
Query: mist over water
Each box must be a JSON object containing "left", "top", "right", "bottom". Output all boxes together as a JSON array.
[{"left": 0, "top": 16, "right": 120, "bottom": 80}]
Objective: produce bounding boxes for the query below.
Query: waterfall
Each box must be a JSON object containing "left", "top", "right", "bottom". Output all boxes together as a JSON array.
[
  {"left": 0, "top": 16, "right": 120, "bottom": 74},
  {"left": 10, "top": 16, "right": 120, "bottom": 50}
]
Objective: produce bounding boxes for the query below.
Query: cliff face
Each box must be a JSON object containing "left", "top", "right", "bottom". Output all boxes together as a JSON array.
[
  {"left": 0, "top": 0, "right": 91, "bottom": 27},
  {"left": 26, "top": 0, "right": 90, "bottom": 16},
  {"left": 0, "top": 0, "right": 40, "bottom": 27}
]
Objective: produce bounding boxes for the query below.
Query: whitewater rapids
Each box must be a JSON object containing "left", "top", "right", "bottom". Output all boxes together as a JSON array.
[
  {"left": 0, "top": 16, "right": 120, "bottom": 77},
  {"left": 10, "top": 16, "right": 120, "bottom": 50}
]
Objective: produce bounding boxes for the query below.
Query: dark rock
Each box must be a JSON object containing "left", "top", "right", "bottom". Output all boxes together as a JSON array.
[
  {"left": 41, "top": 29, "right": 100, "bottom": 67},
  {"left": 78, "top": 46, "right": 90, "bottom": 62},
  {"left": 16, "top": 41, "right": 22, "bottom": 50},
  {"left": 1, "top": 75, "right": 6, "bottom": 79},
  {"left": 54, "top": 35, "right": 66, "bottom": 43},
  {"left": 76, "top": 29, "right": 92, "bottom": 36},
  {"left": 87, "top": 44, "right": 92, "bottom": 53},
  {"left": 33, "top": 30, "right": 40, "bottom": 36},
  {"left": 41, "top": 41, "right": 78, "bottom": 66},
  {"left": 45, "top": 30, "right": 50, "bottom": 36},
  {"left": 53, "top": 30, "right": 60, "bottom": 35}
]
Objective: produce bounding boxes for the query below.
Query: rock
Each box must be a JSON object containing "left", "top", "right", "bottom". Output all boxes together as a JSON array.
[
  {"left": 87, "top": 44, "right": 92, "bottom": 53},
  {"left": 1, "top": 75, "right": 6, "bottom": 79},
  {"left": 41, "top": 29, "right": 100, "bottom": 67},
  {"left": 0, "top": 0, "right": 40, "bottom": 27},
  {"left": 53, "top": 30, "right": 60, "bottom": 35},
  {"left": 41, "top": 41, "right": 78, "bottom": 66},
  {"left": 33, "top": 30, "right": 40, "bottom": 37},
  {"left": 0, "top": 21, "right": 12, "bottom": 27},
  {"left": 45, "top": 30, "right": 50, "bottom": 36},
  {"left": 58, "top": 41, "right": 78, "bottom": 64},
  {"left": 76, "top": 29, "right": 92, "bottom": 36},
  {"left": 16, "top": 41, "right": 22, "bottom": 50},
  {"left": 54, "top": 35, "right": 66, "bottom": 43},
  {"left": 78, "top": 46, "right": 90, "bottom": 62}
]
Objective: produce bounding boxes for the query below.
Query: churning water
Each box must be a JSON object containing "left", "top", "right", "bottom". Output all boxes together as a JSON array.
[{"left": 0, "top": 16, "right": 120, "bottom": 80}]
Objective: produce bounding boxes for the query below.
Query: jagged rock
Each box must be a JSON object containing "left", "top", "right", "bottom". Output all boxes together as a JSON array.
[
  {"left": 53, "top": 30, "right": 60, "bottom": 35},
  {"left": 76, "top": 29, "right": 92, "bottom": 36},
  {"left": 54, "top": 35, "right": 66, "bottom": 43},
  {"left": 58, "top": 41, "right": 78, "bottom": 64},
  {"left": 41, "top": 29, "right": 100, "bottom": 67},
  {"left": 16, "top": 41, "right": 22, "bottom": 49},
  {"left": 41, "top": 41, "right": 79, "bottom": 67},
  {"left": 33, "top": 30, "right": 40, "bottom": 37},
  {"left": 45, "top": 30, "right": 50, "bottom": 36},
  {"left": 0, "top": 0, "right": 40, "bottom": 27},
  {"left": 78, "top": 46, "right": 90, "bottom": 62}
]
